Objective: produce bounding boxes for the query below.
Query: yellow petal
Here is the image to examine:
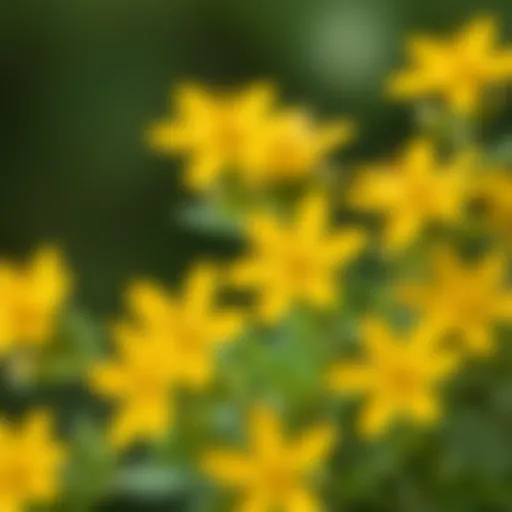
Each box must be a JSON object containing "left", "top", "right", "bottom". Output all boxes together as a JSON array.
[
  {"left": 316, "top": 119, "right": 356, "bottom": 151},
  {"left": 446, "top": 84, "right": 479, "bottom": 115},
  {"left": 495, "top": 294, "right": 512, "bottom": 320},
  {"left": 327, "top": 363, "right": 374, "bottom": 393},
  {"left": 384, "top": 211, "right": 422, "bottom": 252},
  {"left": 464, "top": 326, "right": 494, "bottom": 356},
  {"left": 183, "top": 263, "right": 216, "bottom": 317},
  {"left": 297, "top": 194, "right": 328, "bottom": 243},
  {"left": 109, "top": 397, "right": 171, "bottom": 449},
  {"left": 409, "top": 392, "right": 440, "bottom": 425},
  {"left": 248, "top": 406, "right": 283, "bottom": 458},
  {"left": 210, "top": 312, "right": 244, "bottom": 343},
  {"left": 360, "top": 318, "right": 394, "bottom": 360},
  {"left": 27, "top": 245, "right": 72, "bottom": 307},
  {"left": 173, "top": 83, "right": 211, "bottom": 116},
  {"left": 125, "top": 280, "right": 171, "bottom": 326},
  {"left": 292, "top": 424, "right": 335, "bottom": 469},
  {"left": 22, "top": 410, "right": 53, "bottom": 440},
  {"left": 185, "top": 154, "right": 223, "bottom": 190},
  {"left": 387, "top": 71, "right": 434, "bottom": 98},
  {"left": 89, "top": 363, "right": 130, "bottom": 398},
  {"left": 404, "top": 138, "right": 435, "bottom": 177},
  {"left": 257, "top": 289, "right": 289, "bottom": 324},
  {"left": 201, "top": 450, "right": 253, "bottom": 487},
  {"left": 430, "top": 246, "right": 463, "bottom": 282},
  {"left": 146, "top": 121, "right": 186, "bottom": 152},
  {"left": 178, "top": 356, "right": 213, "bottom": 389},
  {"left": 358, "top": 398, "right": 394, "bottom": 439},
  {"left": 305, "top": 277, "right": 337, "bottom": 308},
  {"left": 239, "top": 81, "right": 277, "bottom": 117},
  {"left": 284, "top": 488, "right": 321, "bottom": 512},
  {"left": 247, "top": 214, "right": 283, "bottom": 250},
  {"left": 229, "top": 258, "right": 267, "bottom": 288},
  {"left": 237, "top": 492, "right": 270, "bottom": 512},
  {"left": 324, "top": 229, "right": 366, "bottom": 265},
  {"left": 477, "top": 251, "right": 507, "bottom": 287},
  {"left": 348, "top": 169, "right": 399, "bottom": 212},
  {"left": 458, "top": 15, "right": 496, "bottom": 56},
  {"left": 0, "top": 499, "right": 22, "bottom": 512},
  {"left": 406, "top": 35, "right": 444, "bottom": 63}
]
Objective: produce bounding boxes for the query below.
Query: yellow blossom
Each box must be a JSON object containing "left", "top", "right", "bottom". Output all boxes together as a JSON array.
[
  {"left": 0, "top": 246, "right": 72, "bottom": 352},
  {"left": 125, "top": 264, "right": 242, "bottom": 388},
  {"left": 398, "top": 249, "right": 512, "bottom": 356},
  {"left": 240, "top": 108, "right": 355, "bottom": 185},
  {"left": 147, "top": 82, "right": 276, "bottom": 190},
  {"left": 89, "top": 324, "right": 176, "bottom": 449},
  {"left": 328, "top": 319, "right": 458, "bottom": 438},
  {"left": 89, "top": 264, "right": 241, "bottom": 448},
  {"left": 202, "top": 406, "right": 335, "bottom": 512},
  {"left": 230, "top": 193, "right": 365, "bottom": 323},
  {"left": 388, "top": 15, "right": 512, "bottom": 114},
  {"left": 348, "top": 138, "right": 470, "bottom": 252},
  {"left": 0, "top": 410, "right": 66, "bottom": 512}
]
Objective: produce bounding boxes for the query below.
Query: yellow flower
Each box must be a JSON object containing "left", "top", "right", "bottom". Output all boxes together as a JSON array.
[
  {"left": 89, "top": 324, "right": 176, "bottom": 449},
  {"left": 398, "top": 249, "right": 512, "bottom": 356},
  {"left": 202, "top": 406, "right": 335, "bottom": 512},
  {"left": 328, "top": 319, "right": 458, "bottom": 438},
  {"left": 147, "top": 82, "right": 276, "bottom": 190},
  {"left": 240, "top": 109, "right": 354, "bottom": 185},
  {"left": 0, "top": 410, "right": 66, "bottom": 512},
  {"left": 125, "top": 264, "right": 242, "bottom": 389},
  {"left": 348, "top": 138, "right": 470, "bottom": 252},
  {"left": 89, "top": 264, "right": 241, "bottom": 448},
  {"left": 0, "top": 246, "right": 72, "bottom": 352},
  {"left": 231, "top": 193, "right": 365, "bottom": 323},
  {"left": 388, "top": 15, "right": 512, "bottom": 114}
]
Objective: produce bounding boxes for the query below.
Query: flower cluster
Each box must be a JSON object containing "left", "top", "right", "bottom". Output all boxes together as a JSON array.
[
  {"left": 3, "top": 13, "right": 512, "bottom": 512},
  {"left": 147, "top": 82, "right": 354, "bottom": 190}
]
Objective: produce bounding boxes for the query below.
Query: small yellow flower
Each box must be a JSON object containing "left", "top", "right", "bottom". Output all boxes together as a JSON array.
[
  {"left": 125, "top": 264, "right": 242, "bottom": 388},
  {"left": 388, "top": 15, "right": 512, "bottom": 114},
  {"left": 147, "top": 82, "right": 276, "bottom": 190},
  {"left": 348, "top": 138, "right": 470, "bottom": 252},
  {"left": 89, "top": 325, "right": 176, "bottom": 449},
  {"left": 398, "top": 249, "right": 512, "bottom": 356},
  {"left": 202, "top": 406, "right": 335, "bottom": 512},
  {"left": 231, "top": 193, "right": 365, "bottom": 323},
  {"left": 0, "top": 410, "right": 66, "bottom": 512},
  {"left": 0, "top": 246, "right": 72, "bottom": 351},
  {"left": 89, "top": 264, "right": 241, "bottom": 448},
  {"left": 240, "top": 109, "right": 355, "bottom": 185},
  {"left": 328, "top": 319, "right": 458, "bottom": 438}
]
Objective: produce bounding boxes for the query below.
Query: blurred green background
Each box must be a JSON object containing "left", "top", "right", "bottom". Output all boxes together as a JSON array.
[{"left": 2, "top": 1, "right": 512, "bottom": 510}]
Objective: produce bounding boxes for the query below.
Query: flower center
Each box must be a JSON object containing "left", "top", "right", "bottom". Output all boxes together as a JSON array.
[
  {"left": 455, "top": 294, "right": 488, "bottom": 323},
  {"left": 0, "top": 461, "right": 32, "bottom": 494},
  {"left": 284, "top": 251, "right": 316, "bottom": 287},
  {"left": 259, "top": 462, "right": 294, "bottom": 497},
  {"left": 452, "top": 54, "right": 480, "bottom": 85},
  {"left": 405, "top": 178, "right": 437, "bottom": 211},
  {"left": 176, "top": 324, "right": 205, "bottom": 355},
  {"left": 385, "top": 366, "right": 419, "bottom": 396},
  {"left": 14, "top": 300, "right": 42, "bottom": 336},
  {"left": 268, "top": 134, "right": 306, "bottom": 171},
  {"left": 216, "top": 116, "right": 244, "bottom": 154},
  {"left": 133, "top": 371, "right": 168, "bottom": 398}
]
